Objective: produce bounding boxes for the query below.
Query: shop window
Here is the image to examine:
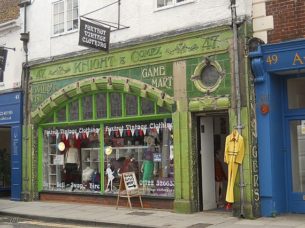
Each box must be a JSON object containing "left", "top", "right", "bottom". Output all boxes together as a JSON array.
[
  {"left": 126, "top": 94, "right": 138, "bottom": 116},
  {"left": 52, "top": 0, "right": 78, "bottom": 36},
  {"left": 57, "top": 107, "right": 66, "bottom": 122},
  {"left": 157, "top": 105, "right": 169, "bottom": 114},
  {"left": 104, "top": 120, "right": 174, "bottom": 197},
  {"left": 69, "top": 100, "right": 79, "bottom": 121},
  {"left": 82, "top": 95, "right": 93, "bottom": 120},
  {"left": 141, "top": 98, "right": 154, "bottom": 115},
  {"left": 156, "top": 0, "right": 193, "bottom": 9},
  {"left": 287, "top": 78, "right": 305, "bottom": 110},
  {"left": 42, "top": 126, "right": 101, "bottom": 192},
  {"left": 110, "top": 93, "right": 122, "bottom": 117},
  {"left": 96, "top": 93, "right": 107, "bottom": 118}
]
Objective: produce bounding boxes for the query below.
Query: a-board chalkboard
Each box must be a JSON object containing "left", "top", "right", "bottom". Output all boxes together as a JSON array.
[
  {"left": 116, "top": 172, "right": 143, "bottom": 209},
  {"left": 122, "top": 172, "right": 138, "bottom": 191}
]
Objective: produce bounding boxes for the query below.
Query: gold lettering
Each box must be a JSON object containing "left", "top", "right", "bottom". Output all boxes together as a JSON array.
[{"left": 292, "top": 52, "right": 304, "bottom": 65}]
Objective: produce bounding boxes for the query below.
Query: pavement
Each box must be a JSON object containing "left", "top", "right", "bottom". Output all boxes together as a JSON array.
[{"left": 0, "top": 199, "right": 305, "bottom": 228}]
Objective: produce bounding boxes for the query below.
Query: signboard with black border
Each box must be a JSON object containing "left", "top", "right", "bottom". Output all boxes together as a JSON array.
[
  {"left": 116, "top": 172, "right": 143, "bottom": 209},
  {"left": 78, "top": 18, "right": 110, "bottom": 51}
]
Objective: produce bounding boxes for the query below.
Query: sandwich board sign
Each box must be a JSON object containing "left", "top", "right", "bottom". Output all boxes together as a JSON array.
[{"left": 116, "top": 172, "right": 143, "bottom": 209}]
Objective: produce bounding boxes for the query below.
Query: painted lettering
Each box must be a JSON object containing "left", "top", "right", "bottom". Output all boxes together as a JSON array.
[
  {"left": 152, "top": 76, "right": 173, "bottom": 89},
  {"left": 202, "top": 35, "right": 219, "bottom": 50},
  {"left": 142, "top": 65, "right": 166, "bottom": 78},
  {"left": 74, "top": 56, "right": 114, "bottom": 73},
  {"left": 292, "top": 52, "right": 304, "bottom": 65},
  {"left": 254, "top": 188, "right": 260, "bottom": 201},
  {"left": 131, "top": 46, "right": 162, "bottom": 62}
]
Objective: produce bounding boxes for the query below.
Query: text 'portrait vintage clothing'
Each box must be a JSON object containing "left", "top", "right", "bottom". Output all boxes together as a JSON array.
[{"left": 224, "top": 129, "right": 244, "bottom": 204}]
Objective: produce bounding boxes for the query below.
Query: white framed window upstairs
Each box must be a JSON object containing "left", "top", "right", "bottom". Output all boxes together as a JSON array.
[
  {"left": 156, "top": 0, "right": 194, "bottom": 9},
  {"left": 52, "top": 0, "right": 79, "bottom": 36}
]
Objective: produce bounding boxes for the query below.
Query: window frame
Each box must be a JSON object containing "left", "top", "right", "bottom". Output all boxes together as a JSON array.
[
  {"left": 51, "top": 0, "right": 79, "bottom": 36},
  {"left": 155, "top": 0, "right": 195, "bottom": 11}
]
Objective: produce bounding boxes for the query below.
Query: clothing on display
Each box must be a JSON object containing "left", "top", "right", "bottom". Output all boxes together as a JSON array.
[
  {"left": 224, "top": 129, "right": 244, "bottom": 203},
  {"left": 82, "top": 166, "right": 94, "bottom": 182},
  {"left": 66, "top": 147, "right": 79, "bottom": 164}
]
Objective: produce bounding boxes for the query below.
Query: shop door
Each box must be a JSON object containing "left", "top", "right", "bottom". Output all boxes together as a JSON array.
[
  {"left": 286, "top": 119, "right": 305, "bottom": 212},
  {"left": 285, "top": 77, "right": 305, "bottom": 212},
  {"left": 200, "top": 117, "right": 216, "bottom": 210}
]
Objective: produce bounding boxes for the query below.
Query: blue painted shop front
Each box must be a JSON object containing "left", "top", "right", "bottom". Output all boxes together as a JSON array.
[
  {"left": 0, "top": 91, "right": 23, "bottom": 200},
  {"left": 250, "top": 39, "right": 305, "bottom": 216}
]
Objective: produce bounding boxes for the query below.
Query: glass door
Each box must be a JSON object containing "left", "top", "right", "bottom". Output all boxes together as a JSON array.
[{"left": 287, "top": 119, "right": 305, "bottom": 212}]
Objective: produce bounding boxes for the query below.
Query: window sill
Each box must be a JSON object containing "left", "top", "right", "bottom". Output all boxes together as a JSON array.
[
  {"left": 51, "top": 29, "right": 78, "bottom": 39},
  {"left": 154, "top": 0, "right": 196, "bottom": 12}
]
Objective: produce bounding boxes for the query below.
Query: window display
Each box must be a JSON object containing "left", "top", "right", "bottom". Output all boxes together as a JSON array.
[
  {"left": 42, "top": 119, "right": 174, "bottom": 197},
  {"left": 43, "top": 126, "right": 101, "bottom": 192},
  {"left": 104, "top": 120, "right": 174, "bottom": 197}
]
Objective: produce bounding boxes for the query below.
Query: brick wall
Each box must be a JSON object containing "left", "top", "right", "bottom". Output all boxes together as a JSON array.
[
  {"left": 0, "top": 0, "right": 19, "bottom": 24},
  {"left": 266, "top": 0, "right": 305, "bottom": 43}
]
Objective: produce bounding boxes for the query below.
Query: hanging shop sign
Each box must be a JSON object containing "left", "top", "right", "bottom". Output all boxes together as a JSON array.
[{"left": 79, "top": 18, "right": 110, "bottom": 51}]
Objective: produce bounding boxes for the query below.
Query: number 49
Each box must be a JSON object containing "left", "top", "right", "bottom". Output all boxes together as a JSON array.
[{"left": 266, "top": 55, "right": 278, "bottom": 65}]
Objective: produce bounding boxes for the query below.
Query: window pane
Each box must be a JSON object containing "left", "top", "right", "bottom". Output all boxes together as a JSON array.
[
  {"left": 67, "top": 21, "right": 72, "bottom": 31},
  {"left": 67, "top": 10, "right": 72, "bottom": 21},
  {"left": 104, "top": 120, "right": 174, "bottom": 197},
  {"left": 289, "top": 120, "right": 305, "bottom": 192},
  {"left": 73, "top": 0, "right": 78, "bottom": 7},
  {"left": 96, "top": 93, "right": 107, "bottom": 118},
  {"left": 67, "top": 0, "right": 72, "bottom": 9},
  {"left": 126, "top": 94, "right": 137, "bottom": 116},
  {"left": 43, "top": 126, "right": 101, "bottom": 193},
  {"left": 157, "top": 0, "right": 165, "bottom": 7},
  {"left": 287, "top": 78, "right": 305, "bottom": 109},
  {"left": 157, "top": 105, "right": 170, "bottom": 114},
  {"left": 59, "top": 22, "right": 64, "bottom": 33},
  {"left": 57, "top": 107, "right": 66, "bottom": 122},
  {"left": 82, "top": 95, "right": 93, "bottom": 120},
  {"left": 141, "top": 98, "right": 154, "bottom": 115},
  {"left": 70, "top": 100, "right": 79, "bottom": 121},
  {"left": 73, "top": 19, "right": 78, "bottom": 29},
  {"left": 110, "top": 93, "right": 122, "bottom": 117}
]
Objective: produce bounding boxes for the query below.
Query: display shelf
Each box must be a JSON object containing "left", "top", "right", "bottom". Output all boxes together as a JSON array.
[{"left": 81, "top": 148, "right": 100, "bottom": 173}]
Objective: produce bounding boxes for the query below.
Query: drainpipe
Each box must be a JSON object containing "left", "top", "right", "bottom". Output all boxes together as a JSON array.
[
  {"left": 19, "top": 0, "right": 31, "bottom": 201},
  {"left": 230, "top": 0, "right": 245, "bottom": 217}
]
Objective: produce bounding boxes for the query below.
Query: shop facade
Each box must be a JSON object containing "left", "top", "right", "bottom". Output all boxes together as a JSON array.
[
  {"left": 250, "top": 39, "right": 305, "bottom": 216},
  {"left": 28, "top": 25, "right": 258, "bottom": 217},
  {"left": 0, "top": 91, "right": 23, "bottom": 200}
]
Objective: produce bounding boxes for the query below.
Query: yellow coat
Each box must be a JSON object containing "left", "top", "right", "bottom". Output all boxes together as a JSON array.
[{"left": 224, "top": 129, "right": 244, "bottom": 165}]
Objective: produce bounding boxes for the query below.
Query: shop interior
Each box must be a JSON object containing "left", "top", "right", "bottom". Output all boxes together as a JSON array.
[
  {"left": 0, "top": 127, "right": 11, "bottom": 197},
  {"left": 197, "top": 114, "right": 229, "bottom": 211}
]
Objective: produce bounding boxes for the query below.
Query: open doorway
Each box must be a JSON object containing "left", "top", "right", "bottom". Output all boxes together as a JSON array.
[
  {"left": 197, "top": 114, "right": 229, "bottom": 211},
  {"left": 0, "top": 127, "right": 11, "bottom": 197}
]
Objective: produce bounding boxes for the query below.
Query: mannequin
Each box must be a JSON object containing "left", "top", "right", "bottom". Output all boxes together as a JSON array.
[
  {"left": 105, "top": 163, "right": 115, "bottom": 192},
  {"left": 214, "top": 149, "right": 227, "bottom": 208},
  {"left": 64, "top": 139, "right": 80, "bottom": 185},
  {"left": 141, "top": 136, "right": 155, "bottom": 192},
  {"left": 224, "top": 129, "right": 244, "bottom": 209}
]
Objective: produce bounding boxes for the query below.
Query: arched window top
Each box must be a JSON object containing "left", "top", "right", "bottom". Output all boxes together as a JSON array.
[{"left": 32, "top": 76, "right": 175, "bottom": 125}]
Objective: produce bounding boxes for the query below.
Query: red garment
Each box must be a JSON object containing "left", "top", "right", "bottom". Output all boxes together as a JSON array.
[{"left": 215, "top": 158, "right": 226, "bottom": 182}]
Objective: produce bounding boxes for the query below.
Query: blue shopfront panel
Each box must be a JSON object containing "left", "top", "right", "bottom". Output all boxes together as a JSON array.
[
  {"left": 250, "top": 39, "right": 305, "bottom": 216},
  {"left": 11, "top": 125, "right": 22, "bottom": 200},
  {"left": 0, "top": 91, "right": 22, "bottom": 200}
]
